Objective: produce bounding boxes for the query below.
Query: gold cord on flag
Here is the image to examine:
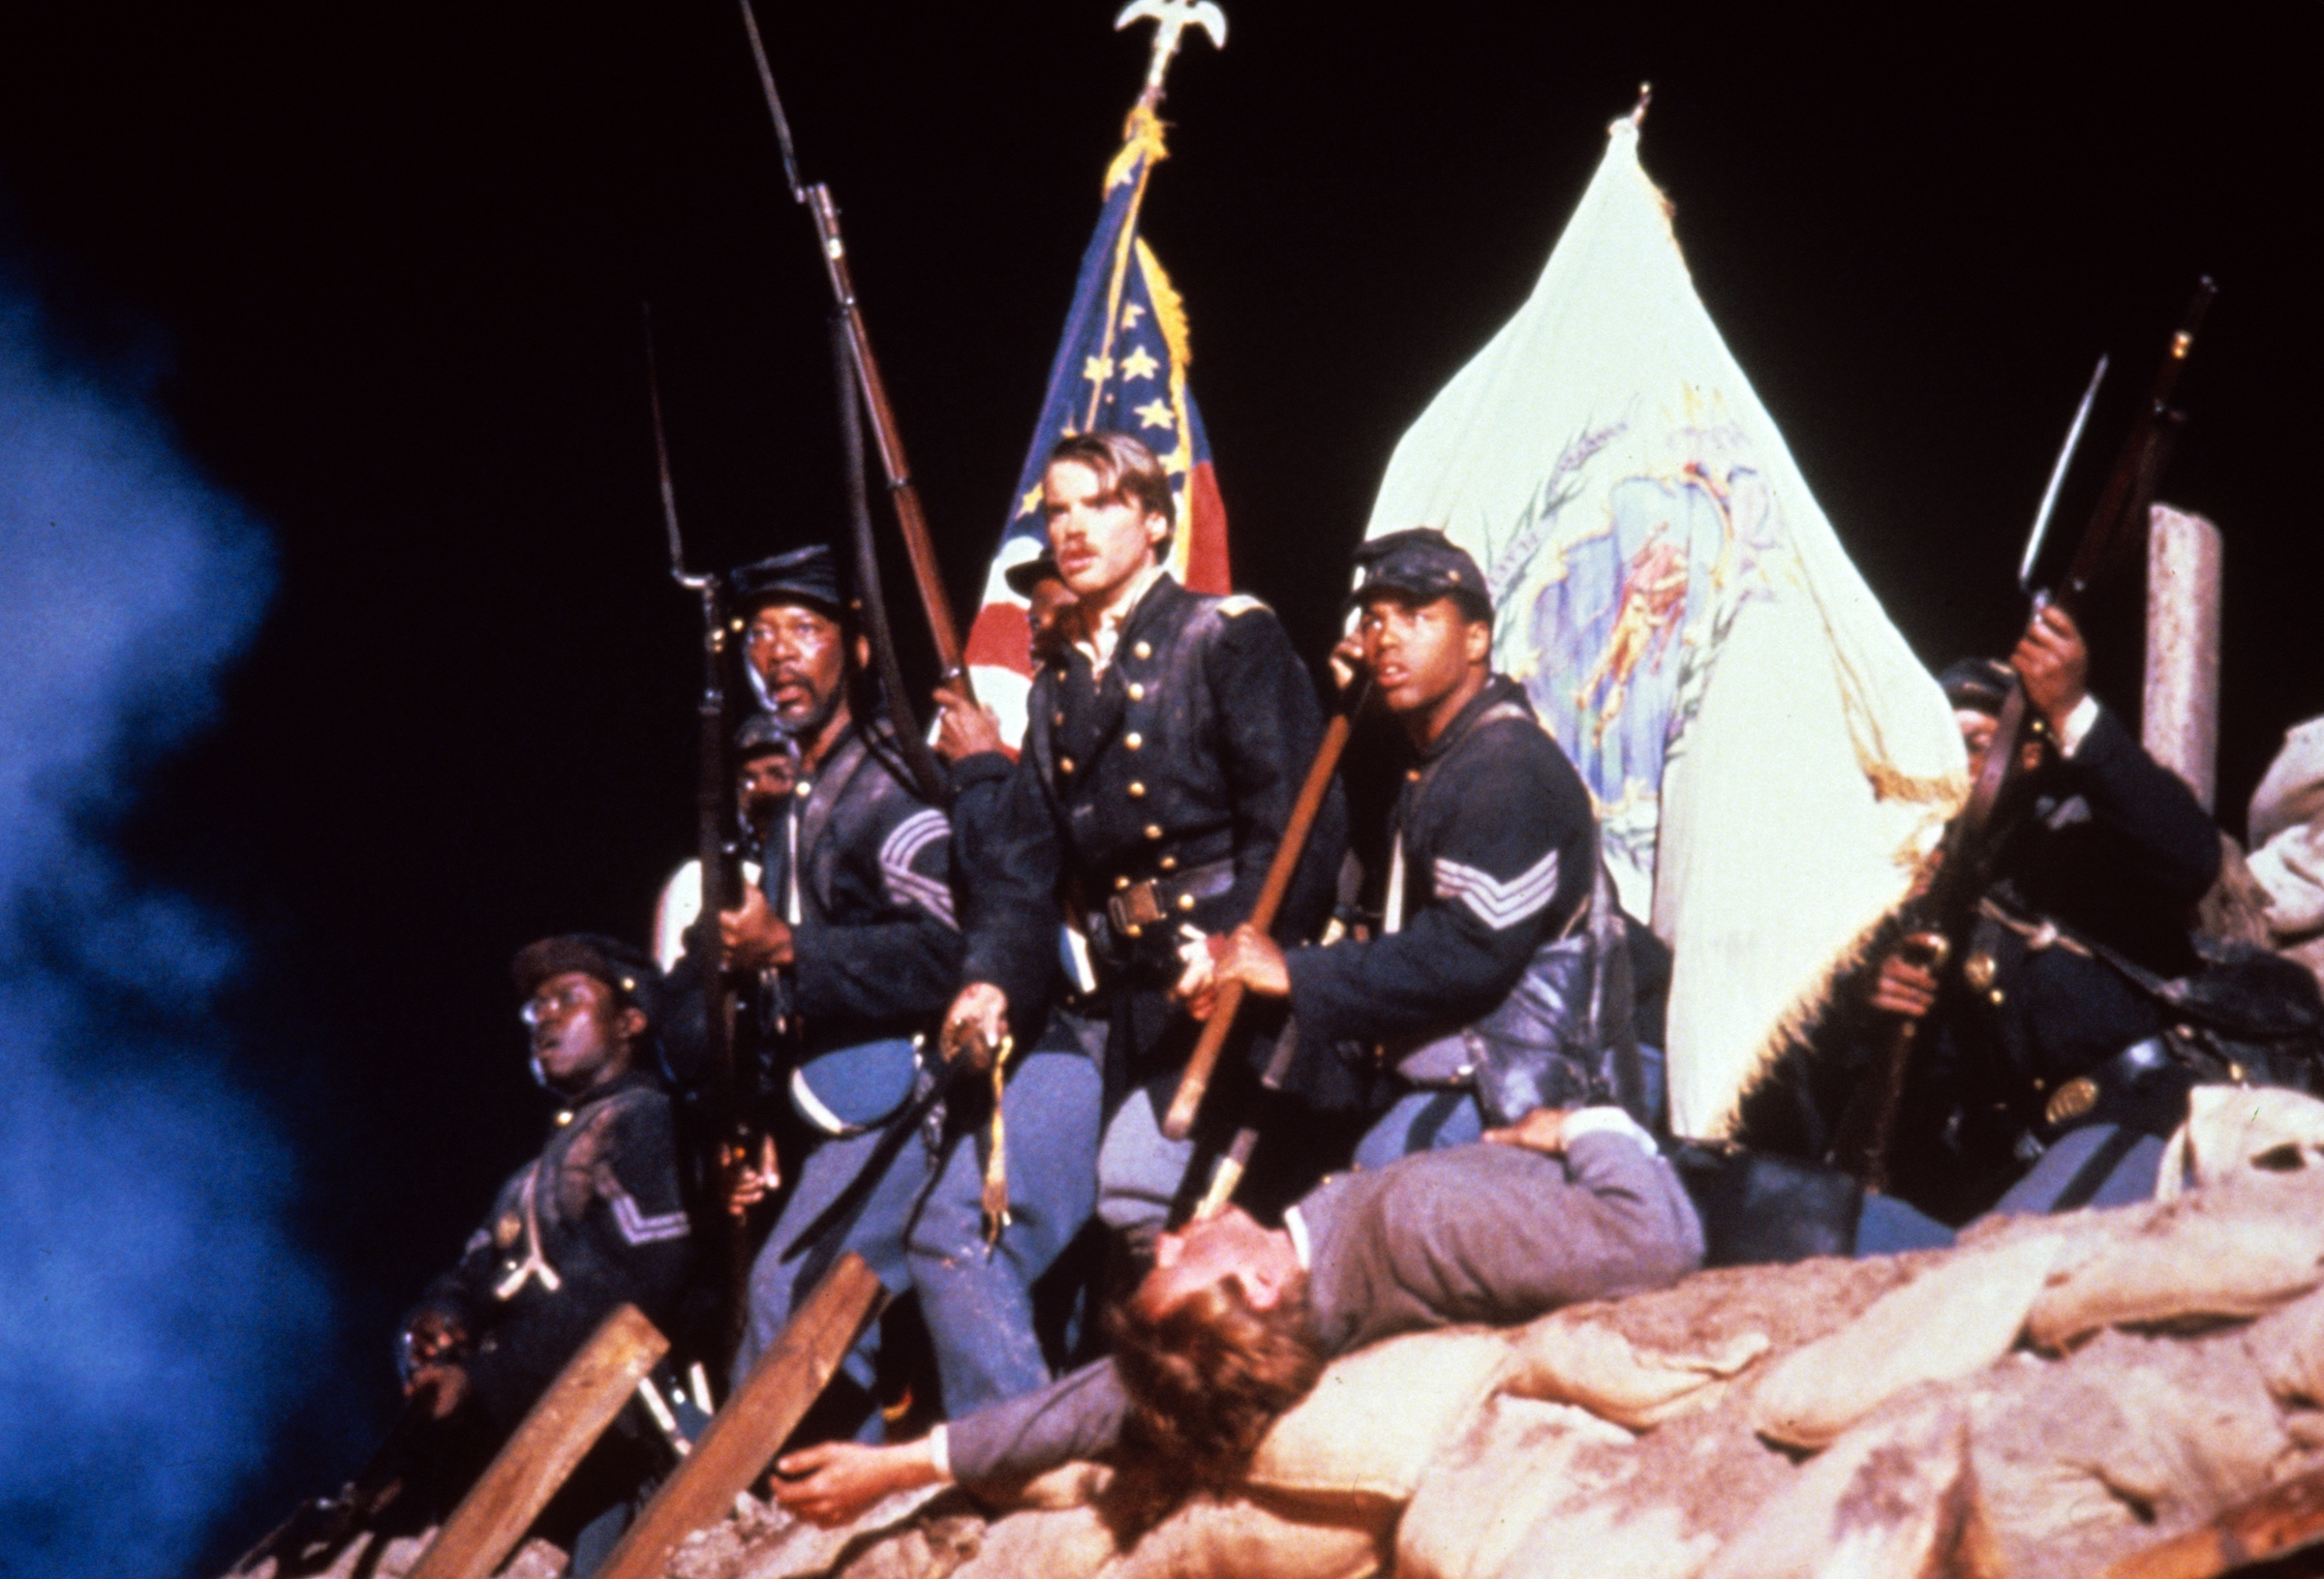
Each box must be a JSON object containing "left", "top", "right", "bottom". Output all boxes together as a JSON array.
[{"left": 980, "top": 1034, "right": 1016, "bottom": 1250}]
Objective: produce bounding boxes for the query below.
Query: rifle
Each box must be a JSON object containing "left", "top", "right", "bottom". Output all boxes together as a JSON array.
[
  {"left": 228, "top": 1396, "right": 433, "bottom": 1577},
  {"left": 643, "top": 312, "right": 752, "bottom": 1370},
  {"left": 1833, "top": 279, "right": 2217, "bottom": 1191},
  {"left": 1162, "top": 676, "right": 1370, "bottom": 1143},
  {"left": 833, "top": 317, "right": 948, "bottom": 805},
  {"left": 735, "top": 0, "right": 971, "bottom": 701}
]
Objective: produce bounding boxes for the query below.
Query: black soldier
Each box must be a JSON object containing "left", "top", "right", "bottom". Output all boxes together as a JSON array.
[
  {"left": 1752, "top": 604, "right": 2221, "bottom": 1227},
  {"left": 398, "top": 933, "right": 692, "bottom": 1564},
  {"left": 690, "top": 545, "right": 982, "bottom": 1429},
  {"left": 1189, "top": 528, "right": 1641, "bottom": 1166},
  {"left": 651, "top": 714, "right": 795, "bottom": 972},
  {"left": 940, "top": 431, "right": 1348, "bottom": 1238}
]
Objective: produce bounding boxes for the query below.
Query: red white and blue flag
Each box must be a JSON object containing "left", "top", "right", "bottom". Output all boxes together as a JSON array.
[{"left": 964, "top": 106, "right": 1231, "bottom": 744}]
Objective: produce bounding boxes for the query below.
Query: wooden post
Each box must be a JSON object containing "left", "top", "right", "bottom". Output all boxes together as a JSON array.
[
  {"left": 593, "top": 1254, "right": 886, "bottom": 1579},
  {"left": 2142, "top": 502, "right": 2223, "bottom": 811},
  {"left": 404, "top": 1304, "right": 668, "bottom": 1579}
]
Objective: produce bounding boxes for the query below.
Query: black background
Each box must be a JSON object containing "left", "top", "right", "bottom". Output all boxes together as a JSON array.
[{"left": 1, "top": 3, "right": 2316, "bottom": 1566}]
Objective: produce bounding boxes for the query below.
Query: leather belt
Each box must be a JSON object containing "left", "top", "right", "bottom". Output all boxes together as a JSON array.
[
  {"left": 2040, "top": 1034, "right": 2177, "bottom": 1132},
  {"left": 1105, "top": 858, "right": 1236, "bottom": 938}
]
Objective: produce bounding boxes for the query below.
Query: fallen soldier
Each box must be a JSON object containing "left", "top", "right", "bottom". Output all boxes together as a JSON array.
[{"left": 765, "top": 1104, "right": 1702, "bottom": 1533}]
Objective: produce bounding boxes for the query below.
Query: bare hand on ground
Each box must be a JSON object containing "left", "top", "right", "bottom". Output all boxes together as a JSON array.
[{"left": 772, "top": 1439, "right": 943, "bottom": 1528}]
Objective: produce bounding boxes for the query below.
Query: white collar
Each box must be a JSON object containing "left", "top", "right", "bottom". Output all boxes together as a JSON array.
[{"left": 1071, "top": 562, "right": 1166, "bottom": 678}]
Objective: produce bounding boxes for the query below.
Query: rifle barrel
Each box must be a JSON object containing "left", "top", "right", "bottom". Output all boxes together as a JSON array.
[{"left": 731, "top": 12, "right": 973, "bottom": 696}]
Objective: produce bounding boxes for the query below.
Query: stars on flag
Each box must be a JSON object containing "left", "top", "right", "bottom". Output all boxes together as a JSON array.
[
  {"left": 1118, "top": 343, "right": 1161, "bottom": 380},
  {"left": 1121, "top": 303, "right": 1147, "bottom": 329},
  {"left": 1134, "top": 397, "right": 1175, "bottom": 430},
  {"left": 1015, "top": 483, "right": 1044, "bottom": 520},
  {"left": 1083, "top": 353, "right": 1115, "bottom": 386}
]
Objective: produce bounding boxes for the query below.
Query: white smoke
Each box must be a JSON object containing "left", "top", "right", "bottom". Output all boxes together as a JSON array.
[{"left": 0, "top": 287, "right": 329, "bottom": 1576}]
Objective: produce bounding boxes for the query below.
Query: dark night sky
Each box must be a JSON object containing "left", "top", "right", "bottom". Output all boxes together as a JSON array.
[{"left": 1, "top": 2, "right": 2316, "bottom": 1566}]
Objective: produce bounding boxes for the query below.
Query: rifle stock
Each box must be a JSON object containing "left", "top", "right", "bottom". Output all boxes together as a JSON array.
[{"left": 1836, "top": 279, "right": 2215, "bottom": 1190}]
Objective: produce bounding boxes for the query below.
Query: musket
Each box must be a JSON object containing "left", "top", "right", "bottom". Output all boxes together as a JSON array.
[
  {"left": 834, "top": 317, "right": 948, "bottom": 804},
  {"left": 643, "top": 311, "right": 752, "bottom": 1368},
  {"left": 1161, "top": 676, "right": 1370, "bottom": 1143},
  {"left": 228, "top": 1395, "right": 432, "bottom": 1577},
  {"left": 1834, "top": 279, "right": 2216, "bottom": 1191},
  {"left": 734, "top": 0, "right": 972, "bottom": 700}
]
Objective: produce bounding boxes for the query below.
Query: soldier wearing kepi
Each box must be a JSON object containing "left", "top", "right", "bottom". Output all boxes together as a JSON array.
[
  {"left": 399, "top": 935, "right": 692, "bottom": 1564},
  {"left": 687, "top": 545, "right": 967, "bottom": 1425},
  {"left": 1188, "top": 528, "right": 1639, "bottom": 1167},
  {"left": 886, "top": 548, "right": 1103, "bottom": 1417},
  {"left": 650, "top": 713, "right": 793, "bottom": 973},
  {"left": 941, "top": 431, "right": 1347, "bottom": 1237},
  {"left": 1819, "top": 605, "right": 2221, "bottom": 1223}
]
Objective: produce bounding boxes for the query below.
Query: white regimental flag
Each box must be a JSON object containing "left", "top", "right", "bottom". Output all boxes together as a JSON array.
[{"left": 1365, "top": 107, "right": 1967, "bottom": 1137}]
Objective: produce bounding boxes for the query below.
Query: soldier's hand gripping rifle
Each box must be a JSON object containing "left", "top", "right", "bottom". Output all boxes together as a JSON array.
[
  {"left": 642, "top": 314, "right": 754, "bottom": 1368},
  {"left": 734, "top": 0, "right": 972, "bottom": 706},
  {"left": 1833, "top": 278, "right": 2217, "bottom": 1191},
  {"left": 228, "top": 1396, "right": 434, "bottom": 1577},
  {"left": 1161, "top": 674, "right": 1370, "bottom": 1150}
]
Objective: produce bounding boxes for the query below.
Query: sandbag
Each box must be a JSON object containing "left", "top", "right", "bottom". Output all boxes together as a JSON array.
[
  {"left": 1703, "top": 1402, "right": 1991, "bottom": 1579},
  {"left": 1750, "top": 1230, "right": 2067, "bottom": 1448},
  {"left": 2025, "top": 1172, "right": 2324, "bottom": 1351},
  {"left": 2157, "top": 1083, "right": 2324, "bottom": 1199},
  {"left": 1395, "top": 1395, "right": 1654, "bottom": 1579},
  {"left": 1502, "top": 1309, "right": 1767, "bottom": 1428},
  {"left": 1244, "top": 1327, "right": 1514, "bottom": 1510}
]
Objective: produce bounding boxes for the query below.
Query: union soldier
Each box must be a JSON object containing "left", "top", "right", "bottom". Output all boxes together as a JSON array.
[
  {"left": 398, "top": 934, "right": 692, "bottom": 1562},
  {"left": 1186, "top": 528, "right": 1642, "bottom": 1167},
  {"left": 683, "top": 545, "right": 989, "bottom": 1430},
  {"left": 650, "top": 714, "right": 794, "bottom": 972},
  {"left": 875, "top": 550, "right": 1105, "bottom": 1415},
  {"left": 940, "top": 432, "right": 1348, "bottom": 1237},
  {"left": 1764, "top": 605, "right": 2222, "bottom": 1225},
  {"left": 767, "top": 1103, "right": 1700, "bottom": 1532}
]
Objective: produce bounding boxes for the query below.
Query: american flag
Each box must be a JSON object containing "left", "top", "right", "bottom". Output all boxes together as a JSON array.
[{"left": 963, "top": 105, "right": 1230, "bottom": 744}]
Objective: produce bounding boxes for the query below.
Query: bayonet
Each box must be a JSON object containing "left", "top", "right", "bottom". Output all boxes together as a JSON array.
[
  {"left": 643, "top": 308, "right": 705, "bottom": 591},
  {"left": 2019, "top": 353, "right": 2107, "bottom": 594},
  {"left": 640, "top": 309, "right": 749, "bottom": 1369},
  {"left": 732, "top": 1, "right": 972, "bottom": 699},
  {"left": 734, "top": 0, "right": 804, "bottom": 202}
]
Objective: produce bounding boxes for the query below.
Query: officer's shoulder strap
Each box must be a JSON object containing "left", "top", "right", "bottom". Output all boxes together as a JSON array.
[{"left": 1214, "top": 592, "right": 1269, "bottom": 618}]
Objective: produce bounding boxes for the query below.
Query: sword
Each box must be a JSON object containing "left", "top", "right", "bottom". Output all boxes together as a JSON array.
[{"left": 2018, "top": 354, "right": 2108, "bottom": 597}]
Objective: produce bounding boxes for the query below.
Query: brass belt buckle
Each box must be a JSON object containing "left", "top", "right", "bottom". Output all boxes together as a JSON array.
[
  {"left": 2045, "top": 1077, "right": 2098, "bottom": 1128},
  {"left": 1107, "top": 880, "right": 1166, "bottom": 936}
]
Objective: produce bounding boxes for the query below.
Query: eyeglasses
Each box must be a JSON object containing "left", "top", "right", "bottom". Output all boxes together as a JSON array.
[{"left": 520, "top": 984, "right": 596, "bottom": 1027}]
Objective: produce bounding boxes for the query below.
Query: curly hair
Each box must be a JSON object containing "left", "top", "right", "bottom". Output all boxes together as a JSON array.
[{"left": 1099, "top": 1270, "right": 1328, "bottom": 1538}]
